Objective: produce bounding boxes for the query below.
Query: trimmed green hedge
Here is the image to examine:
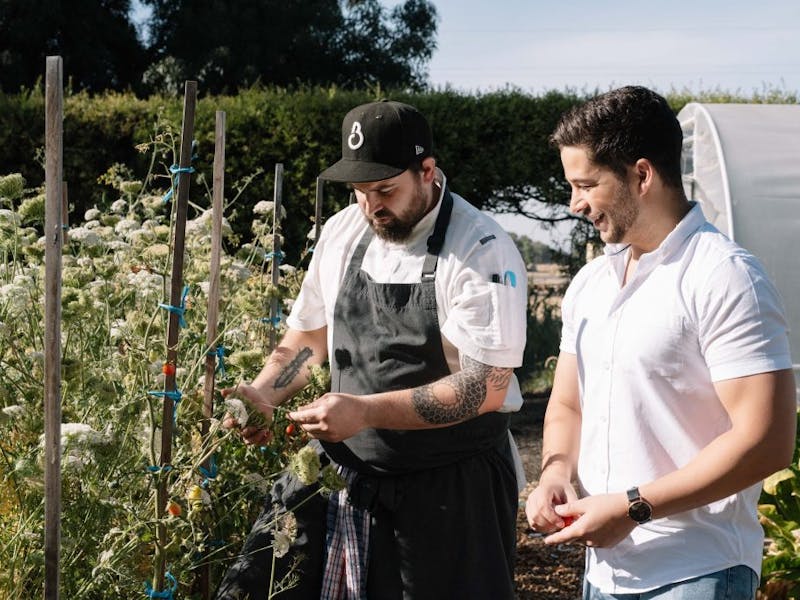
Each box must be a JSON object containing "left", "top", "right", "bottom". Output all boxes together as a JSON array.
[
  {"left": 1, "top": 85, "right": 795, "bottom": 261},
  {"left": 0, "top": 87, "right": 586, "bottom": 260}
]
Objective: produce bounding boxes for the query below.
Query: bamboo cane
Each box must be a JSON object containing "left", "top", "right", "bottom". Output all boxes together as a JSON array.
[
  {"left": 198, "top": 110, "right": 226, "bottom": 599},
  {"left": 154, "top": 80, "right": 197, "bottom": 593},
  {"left": 269, "top": 164, "right": 283, "bottom": 351},
  {"left": 43, "top": 54, "right": 63, "bottom": 600}
]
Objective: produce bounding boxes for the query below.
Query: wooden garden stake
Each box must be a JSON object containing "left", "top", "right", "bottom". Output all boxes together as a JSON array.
[
  {"left": 154, "top": 80, "right": 197, "bottom": 593},
  {"left": 314, "top": 177, "right": 323, "bottom": 248},
  {"left": 43, "top": 54, "right": 63, "bottom": 600},
  {"left": 61, "top": 183, "right": 68, "bottom": 244},
  {"left": 198, "top": 110, "right": 226, "bottom": 600},
  {"left": 269, "top": 164, "right": 284, "bottom": 351}
]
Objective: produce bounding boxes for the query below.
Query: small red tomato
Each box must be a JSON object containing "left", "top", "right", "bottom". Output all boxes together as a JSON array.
[
  {"left": 285, "top": 423, "right": 296, "bottom": 436},
  {"left": 562, "top": 516, "right": 575, "bottom": 527},
  {"left": 167, "top": 500, "right": 182, "bottom": 517},
  {"left": 162, "top": 363, "right": 176, "bottom": 376}
]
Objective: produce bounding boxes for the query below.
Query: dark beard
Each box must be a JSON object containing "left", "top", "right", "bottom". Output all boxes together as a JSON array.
[{"left": 369, "top": 183, "right": 430, "bottom": 242}]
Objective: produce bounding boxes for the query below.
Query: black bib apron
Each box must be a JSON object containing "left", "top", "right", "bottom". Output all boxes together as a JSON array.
[{"left": 321, "top": 188, "right": 510, "bottom": 473}]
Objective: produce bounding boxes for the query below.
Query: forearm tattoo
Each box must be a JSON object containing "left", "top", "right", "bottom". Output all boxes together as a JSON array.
[
  {"left": 412, "top": 356, "right": 513, "bottom": 425},
  {"left": 272, "top": 347, "right": 313, "bottom": 390}
]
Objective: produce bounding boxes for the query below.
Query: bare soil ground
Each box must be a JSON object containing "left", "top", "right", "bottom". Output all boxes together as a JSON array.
[{"left": 510, "top": 395, "right": 585, "bottom": 599}]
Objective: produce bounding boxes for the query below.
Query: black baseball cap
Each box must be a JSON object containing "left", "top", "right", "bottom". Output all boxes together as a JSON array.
[{"left": 320, "top": 100, "right": 433, "bottom": 183}]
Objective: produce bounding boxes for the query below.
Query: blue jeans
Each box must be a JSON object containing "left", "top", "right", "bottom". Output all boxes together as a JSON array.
[{"left": 583, "top": 565, "right": 758, "bottom": 600}]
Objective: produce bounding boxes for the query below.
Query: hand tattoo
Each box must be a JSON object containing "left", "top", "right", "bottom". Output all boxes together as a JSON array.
[
  {"left": 272, "top": 347, "right": 313, "bottom": 389},
  {"left": 412, "top": 356, "right": 513, "bottom": 425}
]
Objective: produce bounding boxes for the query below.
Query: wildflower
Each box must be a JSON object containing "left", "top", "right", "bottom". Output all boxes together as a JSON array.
[
  {"left": 59, "top": 423, "right": 111, "bottom": 446},
  {"left": 0, "top": 173, "right": 25, "bottom": 200},
  {"left": 68, "top": 226, "right": 102, "bottom": 247},
  {"left": 18, "top": 193, "right": 45, "bottom": 224},
  {"left": 0, "top": 209, "right": 22, "bottom": 227},
  {"left": 98, "top": 548, "right": 114, "bottom": 566},
  {"left": 253, "top": 201, "right": 275, "bottom": 215},
  {"left": 223, "top": 397, "right": 249, "bottom": 426},
  {"left": 110, "top": 199, "right": 127, "bottom": 214},
  {"left": 320, "top": 465, "right": 346, "bottom": 492},
  {"left": 223, "top": 397, "right": 265, "bottom": 430},
  {"left": 273, "top": 531, "right": 292, "bottom": 558},
  {"left": 278, "top": 511, "right": 298, "bottom": 540},
  {"left": 1, "top": 405, "right": 25, "bottom": 419},
  {"left": 114, "top": 218, "right": 139, "bottom": 237},
  {"left": 290, "top": 446, "right": 321, "bottom": 485},
  {"left": 142, "top": 194, "right": 164, "bottom": 210},
  {"left": 119, "top": 180, "right": 142, "bottom": 195},
  {"left": 223, "top": 328, "right": 246, "bottom": 347},
  {"left": 84, "top": 207, "right": 101, "bottom": 221},
  {"left": 227, "top": 349, "right": 264, "bottom": 373},
  {"left": 143, "top": 243, "right": 170, "bottom": 260}
]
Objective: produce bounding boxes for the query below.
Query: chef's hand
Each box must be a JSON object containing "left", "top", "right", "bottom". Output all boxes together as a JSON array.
[
  {"left": 221, "top": 384, "right": 274, "bottom": 446},
  {"left": 543, "top": 493, "right": 634, "bottom": 549},
  {"left": 288, "top": 393, "right": 368, "bottom": 442}
]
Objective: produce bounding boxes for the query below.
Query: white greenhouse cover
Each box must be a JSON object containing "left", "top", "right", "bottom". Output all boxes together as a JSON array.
[{"left": 678, "top": 103, "right": 800, "bottom": 397}]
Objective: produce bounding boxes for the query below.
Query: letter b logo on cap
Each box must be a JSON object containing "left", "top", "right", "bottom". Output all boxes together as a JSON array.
[{"left": 348, "top": 121, "right": 364, "bottom": 150}]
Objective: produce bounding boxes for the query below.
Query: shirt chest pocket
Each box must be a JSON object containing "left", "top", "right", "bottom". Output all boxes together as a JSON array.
[{"left": 616, "top": 314, "right": 692, "bottom": 378}]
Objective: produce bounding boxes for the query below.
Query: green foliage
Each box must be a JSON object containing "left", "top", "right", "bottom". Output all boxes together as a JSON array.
[
  {"left": 759, "top": 409, "right": 800, "bottom": 597},
  {"left": 509, "top": 233, "right": 563, "bottom": 267},
  {"left": 4, "top": 85, "right": 790, "bottom": 271},
  {"left": 0, "top": 0, "right": 146, "bottom": 93},
  {"left": 0, "top": 144, "right": 329, "bottom": 597},
  {"left": 517, "top": 283, "right": 563, "bottom": 395}
]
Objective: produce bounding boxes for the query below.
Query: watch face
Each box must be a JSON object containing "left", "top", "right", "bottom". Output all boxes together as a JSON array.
[{"left": 628, "top": 500, "right": 652, "bottom": 523}]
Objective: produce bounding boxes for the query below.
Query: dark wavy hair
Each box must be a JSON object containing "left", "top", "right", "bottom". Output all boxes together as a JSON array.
[{"left": 550, "top": 86, "right": 684, "bottom": 191}]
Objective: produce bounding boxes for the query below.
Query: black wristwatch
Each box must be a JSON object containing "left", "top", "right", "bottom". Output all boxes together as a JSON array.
[{"left": 626, "top": 487, "right": 653, "bottom": 524}]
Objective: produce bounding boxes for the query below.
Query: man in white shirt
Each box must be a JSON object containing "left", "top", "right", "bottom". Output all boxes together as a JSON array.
[
  {"left": 525, "top": 86, "right": 796, "bottom": 599},
  {"left": 216, "top": 100, "right": 528, "bottom": 599}
]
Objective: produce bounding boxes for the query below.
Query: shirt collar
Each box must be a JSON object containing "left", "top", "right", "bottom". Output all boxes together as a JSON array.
[{"left": 603, "top": 201, "right": 705, "bottom": 284}]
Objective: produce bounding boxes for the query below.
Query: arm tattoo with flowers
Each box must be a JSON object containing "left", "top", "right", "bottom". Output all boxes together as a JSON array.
[
  {"left": 412, "top": 356, "right": 513, "bottom": 425},
  {"left": 272, "top": 347, "right": 313, "bottom": 390}
]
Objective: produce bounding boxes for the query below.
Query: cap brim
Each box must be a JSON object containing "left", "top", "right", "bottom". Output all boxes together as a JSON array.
[{"left": 319, "top": 159, "right": 406, "bottom": 184}]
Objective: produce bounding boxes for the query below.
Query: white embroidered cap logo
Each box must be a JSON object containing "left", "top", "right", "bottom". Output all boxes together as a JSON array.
[
  {"left": 348, "top": 121, "right": 365, "bottom": 150},
  {"left": 415, "top": 145, "right": 424, "bottom": 155}
]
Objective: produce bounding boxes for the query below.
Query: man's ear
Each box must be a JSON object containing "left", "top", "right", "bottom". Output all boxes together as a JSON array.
[
  {"left": 420, "top": 156, "right": 437, "bottom": 184},
  {"left": 634, "top": 158, "right": 655, "bottom": 195}
]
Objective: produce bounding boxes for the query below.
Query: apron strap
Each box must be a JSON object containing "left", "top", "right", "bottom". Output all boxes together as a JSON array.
[{"left": 421, "top": 186, "right": 453, "bottom": 281}]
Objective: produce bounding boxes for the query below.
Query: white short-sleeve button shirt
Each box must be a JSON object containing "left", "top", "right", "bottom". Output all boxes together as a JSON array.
[{"left": 561, "top": 202, "right": 792, "bottom": 593}]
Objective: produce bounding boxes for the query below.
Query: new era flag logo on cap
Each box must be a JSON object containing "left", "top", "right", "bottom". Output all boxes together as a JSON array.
[{"left": 320, "top": 100, "right": 433, "bottom": 183}]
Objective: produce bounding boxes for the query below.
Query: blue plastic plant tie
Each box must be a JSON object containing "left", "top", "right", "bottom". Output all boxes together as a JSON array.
[
  {"left": 162, "top": 163, "right": 196, "bottom": 204},
  {"left": 259, "top": 305, "right": 283, "bottom": 327},
  {"left": 146, "top": 464, "right": 173, "bottom": 474},
  {"left": 144, "top": 571, "right": 177, "bottom": 599},
  {"left": 198, "top": 454, "right": 218, "bottom": 487},
  {"left": 147, "top": 389, "right": 183, "bottom": 426},
  {"left": 264, "top": 250, "right": 285, "bottom": 262},
  {"left": 158, "top": 285, "right": 190, "bottom": 328},
  {"left": 207, "top": 345, "right": 226, "bottom": 376}
]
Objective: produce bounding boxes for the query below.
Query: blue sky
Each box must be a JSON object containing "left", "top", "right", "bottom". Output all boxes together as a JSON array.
[
  {"left": 406, "top": 0, "right": 799, "bottom": 244},
  {"left": 418, "top": 0, "right": 800, "bottom": 96}
]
